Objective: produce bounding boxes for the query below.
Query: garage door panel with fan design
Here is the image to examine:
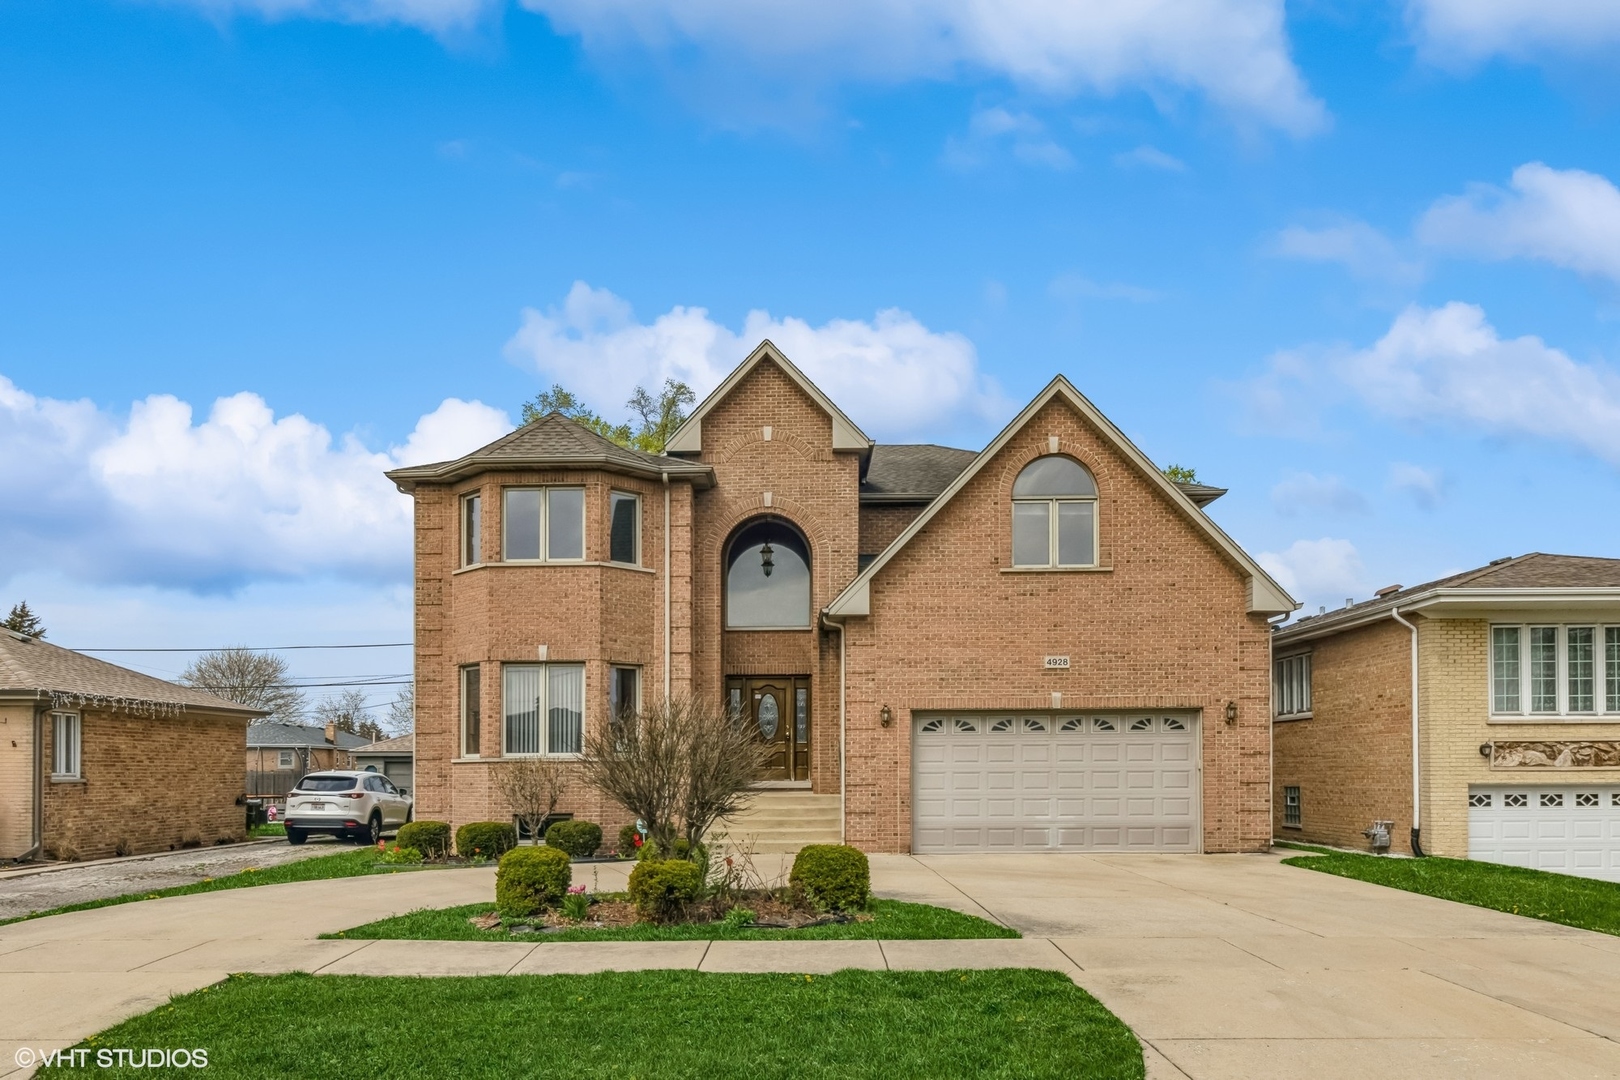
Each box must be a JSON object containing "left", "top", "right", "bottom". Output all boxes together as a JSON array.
[{"left": 913, "top": 711, "right": 1200, "bottom": 853}]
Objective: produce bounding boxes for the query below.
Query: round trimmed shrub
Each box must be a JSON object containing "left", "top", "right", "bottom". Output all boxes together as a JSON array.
[
  {"left": 617, "top": 822, "right": 641, "bottom": 857},
  {"left": 495, "top": 846, "right": 572, "bottom": 916},
  {"left": 545, "top": 819, "right": 603, "bottom": 858},
  {"left": 627, "top": 858, "right": 703, "bottom": 923},
  {"left": 396, "top": 820, "right": 451, "bottom": 860},
  {"left": 456, "top": 821, "right": 517, "bottom": 860},
  {"left": 790, "top": 844, "right": 870, "bottom": 912}
]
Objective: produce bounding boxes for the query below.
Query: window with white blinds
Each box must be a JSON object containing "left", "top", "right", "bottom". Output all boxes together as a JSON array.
[
  {"left": 504, "top": 663, "right": 584, "bottom": 756},
  {"left": 1274, "top": 653, "right": 1312, "bottom": 718}
]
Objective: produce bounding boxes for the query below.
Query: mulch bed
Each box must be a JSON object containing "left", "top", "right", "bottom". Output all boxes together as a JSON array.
[{"left": 474, "top": 894, "right": 873, "bottom": 934}]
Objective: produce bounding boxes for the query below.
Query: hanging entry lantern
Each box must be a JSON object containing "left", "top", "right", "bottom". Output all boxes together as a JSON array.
[{"left": 760, "top": 540, "right": 775, "bottom": 577}]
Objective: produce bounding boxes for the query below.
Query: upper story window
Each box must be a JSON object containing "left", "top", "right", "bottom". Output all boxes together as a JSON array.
[
  {"left": 1011, "top": 456, "right": 1097, "bottom": 568},
  {"left": 503, "top": 487, "right": 585, "bottom": 562},
  {"left": 726, "top": 519, "right": 811, "bottom": 629},
  {"left": 460, "top": 493, "right": 482, "bottom": 567},
  {"left": 1491, "top": 624, "right": 1620, "bottom": 717},
  {"left": 1274, "top": 653, "right": 1312, "bottom": 718},
  {"left": 610, "top": 492, "right": 640, "bottom": 565}
]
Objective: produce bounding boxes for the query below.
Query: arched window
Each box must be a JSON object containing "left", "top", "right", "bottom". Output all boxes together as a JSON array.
[
  {"left": 726, "top": 519, "right": 811, "bottom": 628},
  {"left": 1012, "top": 455, "right": 1097, "bottom": 567}
]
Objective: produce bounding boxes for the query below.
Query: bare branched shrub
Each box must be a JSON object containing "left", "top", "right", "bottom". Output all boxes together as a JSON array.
[
  {"left": 581, "top": 695, "right": 769, "bottom": 859},
  {"left": 493, "top": 757, "right": 570, "bottom": 845}
]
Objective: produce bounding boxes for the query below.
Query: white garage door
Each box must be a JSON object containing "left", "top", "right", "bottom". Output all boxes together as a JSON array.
[
  {"left": 912, "top": 712, "right": 1200, "bottom": 853},
  {"left": 1468, "top": 786, "right": 1620, "bottom": 882}
]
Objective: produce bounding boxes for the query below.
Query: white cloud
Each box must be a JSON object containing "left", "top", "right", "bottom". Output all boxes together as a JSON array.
[
  {"left": 522, "top": 0, "right": 1325, "bottom": 134},
  {"left": 1339, "top": 302, "right": 1620, "bottom": 464},
  {"left": 1417, "top": 162, "right": 1620, "bottom": 283},
  {"left": 0, "top": 374, "right": 509, "bottom": 591},
  {"left": 1388, "top": 462, "right": 1445, "bottom": 509},
  {"left": 1112, "top": 145, "right": 1186, "bottom": 172},
  {"left": 1406, "top": 0, "right": 1620, "bottom": 64},
  {"left": 1257, "top": 537, "right": 1367, "bottom": 612},
  {"left": 157, "top": 0, "right": 493, "bottom": 32},
  {"left": 504, "top": 281, "right": 1009, "bottom": 441},
  {"left": 943, "top": 108, "right": 1074, "bottom": 171},
  {"left": 1270, "top": 472, "right": 1368, "bottom": 516},
  {"left": 1271, "top": 220, "right": 1425, "bottom": 285}
]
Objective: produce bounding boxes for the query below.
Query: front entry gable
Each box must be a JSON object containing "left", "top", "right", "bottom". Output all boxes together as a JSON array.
[{"left": 665, "top": 341, "right": 873, "bottom": 455}]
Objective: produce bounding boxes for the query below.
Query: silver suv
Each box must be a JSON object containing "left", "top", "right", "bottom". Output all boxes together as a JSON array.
[{"left": 285, "top": 770, "right": 412, "bottom": 846}]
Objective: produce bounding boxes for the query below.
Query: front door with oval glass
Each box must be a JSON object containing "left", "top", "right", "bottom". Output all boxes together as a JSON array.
[{"left": 727, "top": 676, "right": 810, "bottom": 782}]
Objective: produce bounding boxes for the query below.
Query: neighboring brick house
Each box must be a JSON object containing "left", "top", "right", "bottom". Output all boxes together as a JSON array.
[
  {"left": 1271, "top": 553, "right": 1620, "bottom": 881},
  {"left": 245, "top": 721, "right": 372, "bottom": 798},
  {"left": 387, "top": 342, "right": 1296, "bottom": 854},
  {"left": 0, "top": 630, "right": 263, "bottom": 862},
  {"left": 352, "top": 732, "right": 415, "bottom": 795}
]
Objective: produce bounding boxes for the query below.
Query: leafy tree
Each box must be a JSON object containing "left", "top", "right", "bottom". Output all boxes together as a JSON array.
[
  {"left": 180, "top": 648, "right": 305, "bottom": 721},
  {"left": 519, "top": 379, "right": 695, "bottom": 454},
  {"left": 313, "top": 687, "right": 385, "bottom": 743},
  {"left": 1163, "top": 464, "right": 1198, "bottom": 484},
  {"left": 3, "top": 601, "right": 45, "bottom": 638},
  {"left": 520, "top": 384, "right": 633, "bottom": 445}
]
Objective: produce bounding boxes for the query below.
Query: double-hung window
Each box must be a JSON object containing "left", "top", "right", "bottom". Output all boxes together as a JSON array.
[
  {"left": 609, "top": 492, "right": 640, "bottom": 565},
  {"left": 277, "top": 750, "right": 295, "bottom": 769},
  {"left": 1274, "top": 653, "right": 1312, "bottom": 718},
  {"left": 503, "top": 663, "right": 585, "bottom": 756},
  {"left": 1011, "top": 456, "right": 1098, "bottom": 568},
  {"left": 51, "top": 711, "right": 80, "bottom": 780},
  {"left": 460, "top": 664, "right": 482, "bottom": 758},
  {"left": 1491, "top": 624, "right": 1620, "bottom": 717},
  {"left": 503, "top": 487, "right": 585, "bottom": 562},
  {"left": 609, "top": 666, "right": 640, "bottom": 722},
  {"left": 460, "top": 492, "right": 482, "bottom": 567}
]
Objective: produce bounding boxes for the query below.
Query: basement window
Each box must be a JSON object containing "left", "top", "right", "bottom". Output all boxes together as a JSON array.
[{"left": 1283, "top": 786, "right": 1301, "bottom": 828}]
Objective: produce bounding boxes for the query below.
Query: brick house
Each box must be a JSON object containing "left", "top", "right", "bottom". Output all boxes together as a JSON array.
[
  {"left": 387, "top": 342, "right": 1296, "bottom": 854},
  {"left": 245, "top": 720, "right": 372, "bottom": 799},
  {"left": 0, "top": 630, "right": 264, "bottom": 862},
  {"left": 1271, "top": 553, "right": 1620, "bottom": 881}
]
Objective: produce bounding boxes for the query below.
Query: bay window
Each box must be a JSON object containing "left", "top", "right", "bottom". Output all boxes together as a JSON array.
[
  {"left": 609, "top": 492, "right": 640, "bottom": 565},
  {"left": 461, "top": 492, "right": 482, "bottom": 567},
  {"left": 503, "top": 487, "right": 585, "bottom": 562},
  {"left": 503, "top": 663, "right": 585, "bottom": 756}
]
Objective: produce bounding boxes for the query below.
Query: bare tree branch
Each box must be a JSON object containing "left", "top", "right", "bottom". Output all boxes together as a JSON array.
[
  {"left": 180, "top": 647, "right": 305, "bottom": 722},
  {"left": 493, "top": 758, "right": 570, "bottom": 845}
]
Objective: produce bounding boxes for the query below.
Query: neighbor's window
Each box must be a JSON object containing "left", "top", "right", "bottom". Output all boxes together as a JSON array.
[
  {"left": 503, "top": 663, "right": 585, "bottom": 756},
  {"left": 1011, "top": 456, "right": 1097, "bottom": 568},
  {"left": 460, "top": 664, "right": 482, "bottom": 758},
  {"left": 610, "top": 665, "right": 640, "bottom": 722},
  {"left": 502, "top": 487, "right": 585, "bottom": 562},
  {"left": 1274, "top": 653, "right": 1312, "bottom": 718},
  {"left": 609, "top": 492, "right": 640, "bottom": 565},
  {"left": 1283, "top": 786, "right": 1301, "bottom": 828},
  {"left": 1491, "top": 624, "right": 1620, "bottom": 716},
  {"left": 50, "top": 711, "right": 80, "bottom": 779},
  {"left": 277, "top": 750, "right": 295, "bottom": 769},
  {"left": 726, "top": 519, "right": 812, "bottom": 629},
  {"left": 461, "top": 492, "right": 482, "bottom": 567}
]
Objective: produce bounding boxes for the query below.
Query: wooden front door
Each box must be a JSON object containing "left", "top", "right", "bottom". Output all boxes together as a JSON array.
[{"left": 728, "top": 676, "right": 810, "bottom": 782}]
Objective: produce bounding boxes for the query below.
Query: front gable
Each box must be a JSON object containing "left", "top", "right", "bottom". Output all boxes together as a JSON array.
[{"left": 665, "top": 340, "right": 872, "bottom": 455}]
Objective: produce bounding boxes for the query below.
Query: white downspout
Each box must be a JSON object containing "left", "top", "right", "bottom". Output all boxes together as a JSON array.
[
  {"left": 662, "top": 473, "right": 671, "bottom": 701},
  {"left": 1390, "top": 606, "right": 1425, "bottom": 856},
  {"left": 820, "top": 614, "right": 847, "bottom": 845}
]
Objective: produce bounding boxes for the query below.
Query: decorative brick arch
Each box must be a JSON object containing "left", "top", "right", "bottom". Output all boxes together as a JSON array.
[
  {"left": 991, "top": 442, "right": 1117, "bottom": 502},
  {"left": 700, "top": 495, "right": 839, "bottom": 610},
  {"left": 713, "top": 429, "right": 833, "bottom": 466}
]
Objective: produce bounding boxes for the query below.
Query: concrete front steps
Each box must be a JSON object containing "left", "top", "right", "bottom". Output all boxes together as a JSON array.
[{"left": 716, "top": 791, "right": 842, "bottom": 854}]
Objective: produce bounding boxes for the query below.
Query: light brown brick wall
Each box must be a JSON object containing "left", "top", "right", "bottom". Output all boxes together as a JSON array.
[
  {"left": 40, "top": 708, "right": 248, "bottom": 860},
  {"left": 1271, "top": 618, "right": 1414, "bottom": 853},
  {"left": 859, "top": 505, "right": 924, "bottom": 557},
  {"left": 0, "top": 702, "right": 36, "bottom": 859}
]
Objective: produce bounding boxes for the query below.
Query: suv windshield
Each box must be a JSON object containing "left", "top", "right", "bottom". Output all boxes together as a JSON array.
[{"left": 296, "top": 775, "right": 357, "bottom": 792}]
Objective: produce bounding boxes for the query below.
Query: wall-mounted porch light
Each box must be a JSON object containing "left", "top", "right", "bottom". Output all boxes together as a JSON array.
[
  {"left": 879, "top": 704, "right": 893, "bottom": 728},
  {"left": 1224, "top": 701, "right": 1238, "bottom": 724}
]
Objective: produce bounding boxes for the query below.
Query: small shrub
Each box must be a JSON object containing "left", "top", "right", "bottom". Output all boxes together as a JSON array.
[
  {"left": 496, "top": 846, "right": 572, "bottom": 916},
  {"left": 628, "top": 858, "right": 703, "bottom": 923},
  {"left": 636, "top": 837, "right": 705, "bottom": 862},
  {"left": 721, "top": 906, "right": 756, "bottom": 929},
  {"left": 617, "top": 823, "right": 642, "bottom": 857},
  {"left": 561, "top": 888, "right": 591, "bottom": 921},
  {"left": 380, "top": 845, "right": 424, "bottom": 865},
  {"left": 396, "top": 820, "right": 451, "bottom": 859},
  {"left": 790, "top": 844, "right": 870, "bottom": 912},
  {"left": 457, "top": 821, "right": 517, "bottom": 861},
  {"left": 546, "top": 819, "right": 604, "bottom": 858}
]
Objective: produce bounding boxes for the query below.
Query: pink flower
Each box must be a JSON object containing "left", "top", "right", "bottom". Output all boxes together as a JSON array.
[{"left": 567, "top": 884, "right": 586, "bottom": 894}]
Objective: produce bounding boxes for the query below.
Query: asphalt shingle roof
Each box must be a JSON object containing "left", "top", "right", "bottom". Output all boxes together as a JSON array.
[
  {"left": 353, "top": 732, "right": 414, "bottom": 755},
  {"left": 0, "top": 633, "right": 262, "bottom": 716},
  {"left": 860, "top": 444, "right": 978, "bottom": 502},
  {"left": 247, "top": 721, "right": 373, "bottom": 749}
]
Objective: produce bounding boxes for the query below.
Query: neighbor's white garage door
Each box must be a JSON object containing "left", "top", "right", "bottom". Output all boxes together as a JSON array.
[
  {"left": 912, "top": 712, "right": 1200, "bottom": 853},
  {"left": 1468, "top": 786, "right": 1620, "bottom": 882}
]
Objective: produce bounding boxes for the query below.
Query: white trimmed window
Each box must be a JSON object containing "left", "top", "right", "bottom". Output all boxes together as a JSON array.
[
  {"left": 51, "top": 711, "right": 80, "bottom": 779},
  {"left": 460, "top": 664, "right": 482, "bottom": 758},
  {"left": 460, "top": 492, "right": 482, "bottom": 567},
  {"left": 1274, "top": 653, "right": 1312, "bottom": 718},
  {"left": 609, "top": 492, "right": 640, "bottom": 566},
  {"left": 1011, "top": 456, "right": 1098, "bottom": 568},
  {"left": 1491, "top": 624, "right": 1620, "bottom": 717},
  {"left": 502, "top": 487, "right": 585, "bottom": 562},
  {"left": 503, "top": 663, "right": 585, "bottom": 756},
  {"left": 277, "top": 750, "right": 295, "bottom": 768}
]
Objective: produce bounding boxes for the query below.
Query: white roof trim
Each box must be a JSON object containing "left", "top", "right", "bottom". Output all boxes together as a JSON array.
[
  {"left": 665, "top": 340, "right": 873, "bottom": 454},
  {"left": 825, "top": 375, "right": 1297, "bottom": 619}
]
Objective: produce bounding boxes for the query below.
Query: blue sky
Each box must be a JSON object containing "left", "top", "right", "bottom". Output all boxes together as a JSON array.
[{"left": 3, "top": 0, "right": 1619, "bottom": 708}]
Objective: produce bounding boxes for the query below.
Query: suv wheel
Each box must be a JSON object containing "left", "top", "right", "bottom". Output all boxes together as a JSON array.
[
  {"left": 286, "top": 827, "right": 307, "bottom": 846},
  {"left": 363, "top": 813, "right": 382, "bottom": 845}
]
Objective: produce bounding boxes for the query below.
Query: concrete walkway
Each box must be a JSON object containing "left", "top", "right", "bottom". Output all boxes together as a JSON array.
[{"left": 1, "top": 851, "right": 1618, "bottom": 1079}]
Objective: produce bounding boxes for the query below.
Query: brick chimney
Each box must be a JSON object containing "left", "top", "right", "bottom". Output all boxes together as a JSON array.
[{"left": 324, "top": 721, "right": 337, "bottom": 745}]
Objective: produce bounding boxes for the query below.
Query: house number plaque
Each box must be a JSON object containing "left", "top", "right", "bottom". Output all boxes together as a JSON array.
[{"left": 1044, "top": 656, "right": 1070, "bottom": 669}]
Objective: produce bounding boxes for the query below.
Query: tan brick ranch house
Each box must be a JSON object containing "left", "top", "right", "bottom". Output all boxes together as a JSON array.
[
  {"left": 1271, "top": 553, "right": 1620, "bottom": 881},
  {"left": 387, "top": 342, "right": 1297, "bottom": 854},
  {"left": 0, "top": 630, "right": 264, "bottom": 862}
]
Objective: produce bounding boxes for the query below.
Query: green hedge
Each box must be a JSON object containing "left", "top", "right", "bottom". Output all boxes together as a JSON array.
[
  {"left": 790, "top": 844, "right": 870, "bottom": 912},
  {"left": 456, "top": 821, "right": 517, "bottom": 860},
  {"left": 496, "top": 846, "right": 572, "bottom": 916},
  {"left": 395, "top": 821, "right": 451, "bottom": 859},
  {"left": 545, "top": 820, "right": 603, "bottom": 858},
  {"left": 627, "top": 858, "right": 704, "bottom": 923}
]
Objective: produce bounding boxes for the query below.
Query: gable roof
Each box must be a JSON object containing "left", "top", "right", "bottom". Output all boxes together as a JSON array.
[
  {"left": 825, "top": 375, "right": 1297, "bottom": 618},
  {"left": 860, "top": 444, "right": 979, "bottom": 503},
  {"left": 665, "top": 340, "right": 873, "bottom": 454},
  {"left": 0, "top": 633, "right": 263, "bottom": 718},
  {"left": 385, "top": 412, "right": 714, "bottom": 492},
  {"left": 353, "top": 732, "right": 414, "bottom": 755},
  {"left": 247, "top": 720, "right": 373, "bottom": 749},
  {"left": 1275, "top": 553, "right": 1620, "bottom": 645}
]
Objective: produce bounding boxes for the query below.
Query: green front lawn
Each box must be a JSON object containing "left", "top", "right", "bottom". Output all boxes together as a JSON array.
[
  {"left": 42, "top": 969, "right": 1142, "bottom": 1080},
  {"left": 327, "top": 897, "right": 1019, "bottom": 942},
  {"left": 1, "top": 848, "right": 451, "bottom": 927},
  {"left": 1283, "top": 849, "right": 1620, "bottom": 936}
]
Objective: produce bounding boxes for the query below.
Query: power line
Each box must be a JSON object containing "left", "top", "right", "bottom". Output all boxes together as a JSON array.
[
  {"left": 67, "top": 643, "right": 412, "bottom": 653},
  {"left": 191, "top": 678, "right": 414, "bottom": 690}
]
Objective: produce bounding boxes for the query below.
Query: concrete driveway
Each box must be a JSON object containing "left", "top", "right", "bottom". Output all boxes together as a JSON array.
[{"left": 1, "top": 851, "right": 1616, "bottom": 1079}]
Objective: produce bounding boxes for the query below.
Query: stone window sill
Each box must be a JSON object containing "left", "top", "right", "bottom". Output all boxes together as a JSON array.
[
  {"left": 454, "top": 561, "right": 655, "bottom": 576},
  {"left": 999, "top": 565, "right": 1113, "bottom": 574},
  {"left": 50, "top": 776, "right": 85, "bottom": 785},
  {"left": 1273, "top": 713, "right": 1313, "bottom": 723},
  {"left": 1487, "top": 716, "right": 1620, "bottom": 725}
]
